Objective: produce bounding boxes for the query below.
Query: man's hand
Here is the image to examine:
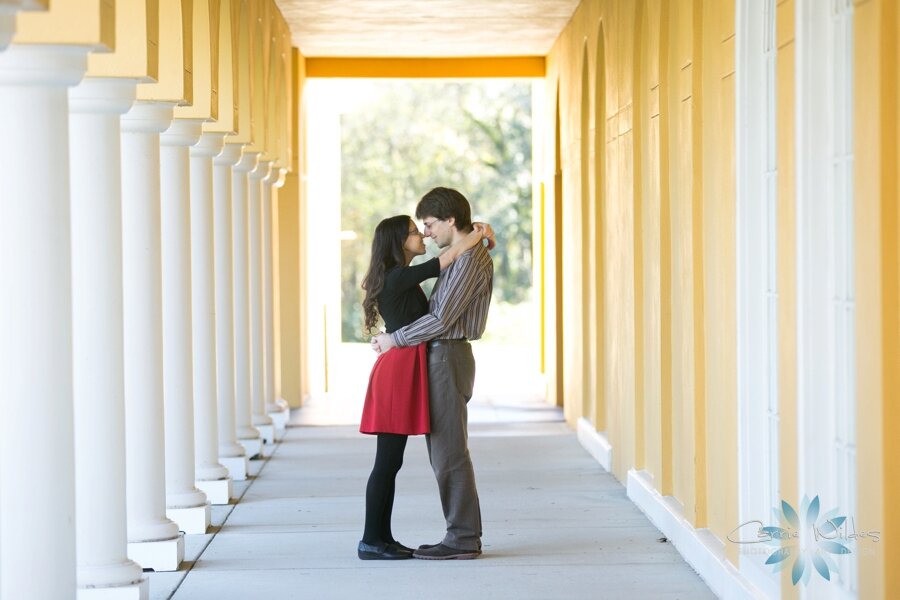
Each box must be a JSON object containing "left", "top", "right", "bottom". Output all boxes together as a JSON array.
[{"left": 372, "top": 332, "right": 396, "bottom": 355}]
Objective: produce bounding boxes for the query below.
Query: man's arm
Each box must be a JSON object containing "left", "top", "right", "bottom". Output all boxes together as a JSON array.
[{"left": 378, "top": 248, "right": 489, "bottom": 350}]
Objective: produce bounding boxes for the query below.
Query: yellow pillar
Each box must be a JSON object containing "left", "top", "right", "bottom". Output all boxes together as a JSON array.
[
  {"left": 774, "top": 1, "right": 798, "bottom": 594},
  {"left": 855, "top": 0, "right": 899, "bottom": 597},
  {"left": 15, "top": 0, "right": 113, "bottom": 46},
  {"left": 278, "top": 47, "right": 307, "bottom": 407},
  {"left": 699, "top": 0, "right": 737, "bottom": 555}
]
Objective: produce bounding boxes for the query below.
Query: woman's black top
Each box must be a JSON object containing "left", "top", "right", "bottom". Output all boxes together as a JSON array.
[{"left": 378, "top": 257, "right": 440, "bottom": 333}]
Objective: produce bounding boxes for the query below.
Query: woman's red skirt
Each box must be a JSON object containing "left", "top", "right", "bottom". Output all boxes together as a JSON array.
[{"left": 360, "top": 343, "right": 430, "bottom": 435}]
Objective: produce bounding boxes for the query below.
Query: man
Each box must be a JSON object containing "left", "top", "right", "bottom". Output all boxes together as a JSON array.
[{"left": 373, "top": 187, "right": 493, "bottom": 560}]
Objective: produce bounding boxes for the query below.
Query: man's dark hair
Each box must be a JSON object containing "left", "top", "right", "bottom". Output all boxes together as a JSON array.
[{"left": 415, "top": 187, "right": 473, "bottom": 233}]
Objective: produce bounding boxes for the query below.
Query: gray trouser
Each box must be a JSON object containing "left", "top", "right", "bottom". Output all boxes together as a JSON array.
[{"left": 425, "top": 340, "right": 482, "bottom": 551}]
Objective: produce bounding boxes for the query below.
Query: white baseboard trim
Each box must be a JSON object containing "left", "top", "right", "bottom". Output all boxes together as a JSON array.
[
  {"left": 626, "top": 469, "right": 768, "bottom": 600},
  {"left": 576, "top": 417, "right": 612, "bottom": 472}
]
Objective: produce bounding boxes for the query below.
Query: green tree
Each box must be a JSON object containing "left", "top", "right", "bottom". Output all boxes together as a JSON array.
[{"left": 340, "top": 80, "right": 533, "bottom": 342}]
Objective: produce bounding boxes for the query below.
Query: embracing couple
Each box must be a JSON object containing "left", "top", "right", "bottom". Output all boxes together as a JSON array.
[{"left": 358, "top": 187, "right": 495, "bottom": 561}]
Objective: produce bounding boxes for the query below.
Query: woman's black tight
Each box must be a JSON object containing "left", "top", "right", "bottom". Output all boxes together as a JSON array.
[{"left": 362, "top": 433, "right": 408, "bottom": 544}]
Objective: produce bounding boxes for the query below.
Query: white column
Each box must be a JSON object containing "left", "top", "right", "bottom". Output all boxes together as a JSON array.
[
  {"left": 249, "top": 159, "right": 275, "bottom": 447},
  {"left": 69, "top": 77, "right": 148, "bottom": 599},
  {"left": 214, "top": 143, "right": 249, "bottom": 481},
  {"left": 232, "top": 150, "right": 263, "bottom": 459},
  {"left": 189, "top": 132, "right": 233, "bottom": 505},
  {"left": 0, "top": 43, "right": 86, "bottom": 600},
  {"left": 0, "top": 8, "right": 16, "bottom": 51},
  {"left": 160, "top": 120, "right": 211, "bottom": 534},
  {"left": 263, "top": 168, "right": 290, "bottom": 433},
  {"left": 120, "top": 101, "right": 184, "bottom": 572}
]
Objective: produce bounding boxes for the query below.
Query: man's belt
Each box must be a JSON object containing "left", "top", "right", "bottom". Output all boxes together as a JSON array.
[{"left": 427, "top": 338, "right": 468, "bottom": 347}]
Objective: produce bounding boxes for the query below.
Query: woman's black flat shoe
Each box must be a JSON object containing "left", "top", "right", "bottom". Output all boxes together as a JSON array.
[
  {"left": 357, "top": 541, "right": 413, "bottom": 560},
  {"left": 386, "top": 541, "right": 414, "bottom": 555}
]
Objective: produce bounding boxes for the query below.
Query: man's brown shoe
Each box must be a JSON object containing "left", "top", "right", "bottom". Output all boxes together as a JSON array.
[
  {"left": 416, "top": 543, "right": 440, "bottom": 551},
  {"left": 412, "top": 543, "right": 481, "bottom": 560}
]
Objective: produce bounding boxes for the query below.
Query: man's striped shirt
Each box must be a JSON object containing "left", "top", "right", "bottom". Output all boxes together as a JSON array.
[{"left": 391, "top": 242, "right": 493, "bottom": 347}]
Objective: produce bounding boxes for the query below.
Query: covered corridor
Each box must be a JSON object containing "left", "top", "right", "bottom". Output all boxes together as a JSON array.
[{"left": 1, "top": 0, "right": 899, "bottom": 599}]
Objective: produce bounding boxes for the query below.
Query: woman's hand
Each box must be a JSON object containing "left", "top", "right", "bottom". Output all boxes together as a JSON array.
[
  {"left": 438, "top": 222, "right": 496, "bottom": 270},
  {"left": 472, "top": 222, "right": 497, "bottom": 250}
]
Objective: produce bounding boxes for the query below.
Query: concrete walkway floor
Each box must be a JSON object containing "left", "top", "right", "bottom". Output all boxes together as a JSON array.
[{"left": 149, "top": 419, "right": 716, "bottom": 599}]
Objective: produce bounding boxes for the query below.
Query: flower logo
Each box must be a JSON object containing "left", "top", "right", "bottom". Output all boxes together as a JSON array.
[{"left": 761, "top": 495, "right": 851, "bottom": 585}]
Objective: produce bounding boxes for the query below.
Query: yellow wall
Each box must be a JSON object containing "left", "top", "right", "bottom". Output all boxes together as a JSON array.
[
  {"left": 545, "top": 0, "right": 899, "bottom": 594},
  {"left": 542, "top": 0, "right": 738, "bottom": 566}
]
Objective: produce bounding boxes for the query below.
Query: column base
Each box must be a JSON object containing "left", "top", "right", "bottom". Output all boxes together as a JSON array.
[
  {"left": 237, "top": 437, "right": 263, "bottom": 459},
  {"left": 127, "top": 535, "right": 184, "bottom": 572},
  {"left": 166, "top": 503, "right": 210, "bottom": 535},
  {"left": 219, "top": 440, "right": 246, "bottom": 457},
  {"left": 255, "top": 423, "right": 275, "bottom": 445},
  {"left": 259, "top": 441, "right": 272, "bottom": 458},
  {"left": 196, "top": 477, "right": 232, "bottom": 505},
  {"left": 267, "top": 406, "right": 290, "bottom": 433},
  {"left": 77, "top": 578, "right": 148, "bottom": 600},
  {"left": 219, "top": 454, "right": 248, "bottom": 481},
  {"left": 235, "top": 425, "right": 260, "bottom": 439}
]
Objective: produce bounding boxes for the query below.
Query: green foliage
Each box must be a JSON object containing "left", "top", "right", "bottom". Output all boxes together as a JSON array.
[{"left": 340, "top": 80, "right": 534, "bottom": 342}]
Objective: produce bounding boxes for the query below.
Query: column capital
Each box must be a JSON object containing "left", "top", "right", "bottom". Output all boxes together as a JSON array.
[
  {"left": 190, "top": 132, "right": 226, "bottom": 159},
  {"left": 3, "top": 0, "right": 48, "bottom": 9},
  {"left": 234, "top": 150, "right": 260, "bottom": 174},
  {"left": 250, "top": 159, "right": 273, "bottom": 183},
  {"left": 261, "top": 160, "right": 278, "bottom": 185},
  {"left": 214, "top": 143, "right": 243, "bottom": 168},
  {"left": 0, "top": 44, "right": 87, "bottom": 86},
  {"left": 273, "top": 168, "right": 288, "bottom": 189},
  {"left": 161, "top": 119, "right": 203, "bottom": 148},
  {"left": 121, "top": 101, "right": 174, "bottom": 134},
  {"left": 1, "top": 13, "right": 14, "bottom": 52},
  {"left": 68, "top": 77, "right": 135, "bottom": 115}
]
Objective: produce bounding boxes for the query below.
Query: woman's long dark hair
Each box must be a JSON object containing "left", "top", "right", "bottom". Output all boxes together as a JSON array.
[{"left": 361, "top": 215, "right": 412, "bottom": 334}]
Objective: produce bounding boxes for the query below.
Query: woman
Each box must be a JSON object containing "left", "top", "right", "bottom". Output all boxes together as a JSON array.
[{"left": 357, "top": 214, "right": 493, "bottom": 560}]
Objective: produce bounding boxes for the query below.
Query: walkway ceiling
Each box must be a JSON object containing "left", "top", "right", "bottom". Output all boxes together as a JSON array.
[{"left": 276, "top": 0, "right": 582, "bottom": 57}]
